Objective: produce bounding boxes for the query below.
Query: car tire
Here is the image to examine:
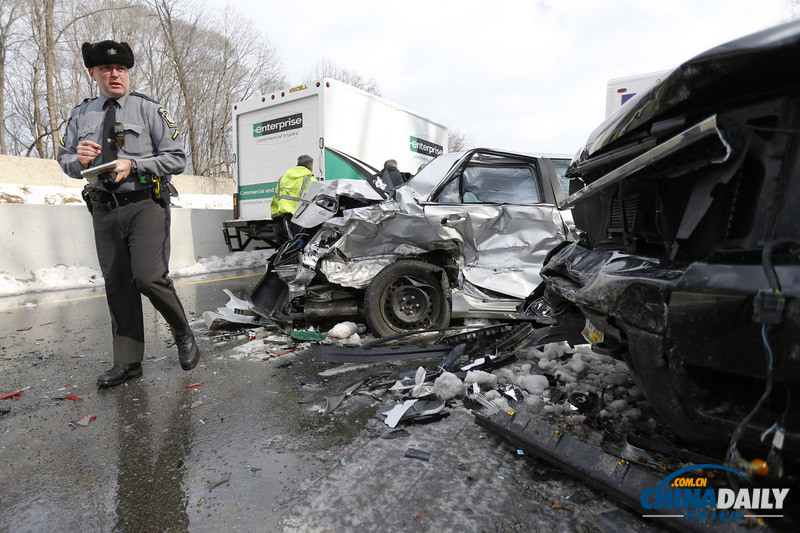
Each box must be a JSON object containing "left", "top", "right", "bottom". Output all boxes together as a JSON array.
[{"left": 364, "top": 260, "right": 451, "bottom": 337}]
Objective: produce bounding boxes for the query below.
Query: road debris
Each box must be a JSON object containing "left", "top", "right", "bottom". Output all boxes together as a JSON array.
[
  {"left": 404, "top": 448, "right": 431, "bottom": 462},
  {"left": 70, "top": 415, "right": 97, "bottom": 429},
  {"left": 0, "top": 387, "right": 29, "bottom": 400},
  {"left": 207, "top": 472, "right": 231, "bottom": 490}
]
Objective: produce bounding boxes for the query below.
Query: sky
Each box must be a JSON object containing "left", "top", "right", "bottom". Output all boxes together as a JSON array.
[{"left": 204, "top": 0, "right": 795, "bottom": 156}]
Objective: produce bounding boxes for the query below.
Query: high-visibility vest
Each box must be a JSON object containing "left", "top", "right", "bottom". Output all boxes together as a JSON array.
[{"left": 270, "top": 166, "right": 316, "bottom": 217}]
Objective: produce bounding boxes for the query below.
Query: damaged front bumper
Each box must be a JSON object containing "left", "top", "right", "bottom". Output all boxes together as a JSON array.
[{"left": 532, "top": 243, "right": 800, "bottom": 454}]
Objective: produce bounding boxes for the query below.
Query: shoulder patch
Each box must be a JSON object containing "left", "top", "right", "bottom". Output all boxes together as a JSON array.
[{"left": 159, "top": 107, "right": 178, "bottom": 129}]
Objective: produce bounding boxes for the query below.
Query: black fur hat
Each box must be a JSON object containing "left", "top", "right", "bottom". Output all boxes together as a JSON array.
[{"left": 81, "top": 40, "right": 134, "bottom": 69}]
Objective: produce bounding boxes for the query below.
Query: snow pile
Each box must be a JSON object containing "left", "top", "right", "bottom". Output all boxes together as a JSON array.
[
  {"left": 172, "top": 250, "right": 273, "bottom": 277},
  {"left": 0, "top": 266, "right": 105, "bottom": 296},
  {"left": 425, "top": 339, "right": 654, "bottom": 433},
  {"left": 0, "top": 183, "right": 232, "bottom": 209},
  {"left": 0, "top": 249, "right": 273, "bottom": 297}
]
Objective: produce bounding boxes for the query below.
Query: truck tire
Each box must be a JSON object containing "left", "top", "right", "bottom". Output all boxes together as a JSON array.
[{"left": 364, "top": 260, "right": 450, "bottom": 337}]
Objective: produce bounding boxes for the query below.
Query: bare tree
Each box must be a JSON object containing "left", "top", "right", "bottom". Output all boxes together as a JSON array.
[
  {"left": 0, "top": 0, "right": 23, "bottom": 154},
  {"left": 447, "top": 128, "right": 472, "bottom": 152},
  {"left": 0, "top": 0, "right": 288, "bottom": 179},
  {"left": 303, "top": 57, "right": 381, "bottom": 96},
  {"left": 783, "top": 0, "right": 800, "bottom": 21}
]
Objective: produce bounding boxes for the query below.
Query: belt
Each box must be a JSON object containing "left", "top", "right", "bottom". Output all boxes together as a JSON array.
[{"left": 89, "top": 188, "right": 154, "bottom": 210}]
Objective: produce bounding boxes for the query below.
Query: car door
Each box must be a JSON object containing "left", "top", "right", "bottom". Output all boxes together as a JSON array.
[{"left": 421, "top": 151, "right": 566, "bottom": 299}]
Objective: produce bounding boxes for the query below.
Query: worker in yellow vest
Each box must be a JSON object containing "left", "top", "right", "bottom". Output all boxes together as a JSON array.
[{"left": 271, "top": 154, "right": 316, "bottom": 239}]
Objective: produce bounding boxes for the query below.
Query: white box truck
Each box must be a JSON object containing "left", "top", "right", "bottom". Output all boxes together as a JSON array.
[
  {"left": 605, "top": 69, "right": 671, "bottom": 117},
  {"left": 223, "top": 79, "right": 449, "bottom": 251}
]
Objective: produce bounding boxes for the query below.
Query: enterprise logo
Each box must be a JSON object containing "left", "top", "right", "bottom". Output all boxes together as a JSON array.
[
  {"left": 410, "top": 136, "right": 443, "bottom": 157},
  {"left": 253, "top": 113, "right": 303, "bottom": 137}
]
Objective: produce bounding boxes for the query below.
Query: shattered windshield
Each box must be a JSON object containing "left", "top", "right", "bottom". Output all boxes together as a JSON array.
[
  {"left": 552, "top": 158, "right": 571, "bottom": 197},
  {"left": 437, "top": 166, "right": 542, "bottom": 204},
  {"left": 405, "top": 152, "right": 463, "bottom": 200}
]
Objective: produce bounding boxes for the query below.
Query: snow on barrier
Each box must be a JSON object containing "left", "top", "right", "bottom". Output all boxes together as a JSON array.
[{"left": 0, "top": 204, "right": 231, "bottom": 279}]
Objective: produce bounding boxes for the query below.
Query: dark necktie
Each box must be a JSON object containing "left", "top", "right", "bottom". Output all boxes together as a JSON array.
[{"left": 101, "top": 99, "right": 118, "bottom": 163}]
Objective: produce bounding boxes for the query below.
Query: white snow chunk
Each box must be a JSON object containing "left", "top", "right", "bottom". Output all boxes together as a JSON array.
[
  {"left": 434, "top": 372, "right": 463, "bottom": 401},
  {"left": 464, "top": 370, "right": 498, "bottom": 388},
  {"left": 493, "top": 367, "right": 516, "bottom": 385},
  {"left": 491, "top": 397, "right": 512, "bottom": 413},
  {"left": 328, "top": 321, "right": 358, "bottom": 339},
  {"left": 570, "top": 353, "right": 586, "bottom": 374},
  {"left": 566, "top": 415, "right": 586, "bottom": 426},
  {"left": 622, "top": 408, "right": 642, "bottom": 420},
  {"left": 520, "top": 363, "right": 532, "bottom": 374},
  {"left": 523, "top": 395, "right": 542, "bottom": 407},
  {"left": 606, "top": 373, "right": 628, "bottom": 385},
  {"left": 484, "top": 390, "right": 501, "bottom": 400},
  {"left": 538, "top": 358, "right": 555, "bottom": 371},
  {"left": 609, "top": 399, "right": 628, "bottom": 412},
  {"left": 517, "top": 374, "right": 549, "bottom": 395}
]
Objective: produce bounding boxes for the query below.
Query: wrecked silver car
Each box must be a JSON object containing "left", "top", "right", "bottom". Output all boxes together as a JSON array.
[
  {"left": 527, "top": 20, "right": 800, "bottom": 466},
  {"left": 252, "top": 148, "right": 571, "bottom": 336}
]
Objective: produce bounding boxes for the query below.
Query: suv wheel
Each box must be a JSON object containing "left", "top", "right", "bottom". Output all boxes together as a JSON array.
[{"left": 364, "top": 260, "right": 450, "bottom": 337}]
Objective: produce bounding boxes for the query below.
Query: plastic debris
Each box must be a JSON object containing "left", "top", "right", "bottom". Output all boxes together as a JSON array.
[
  {"left": 381, "top": 428, "right": 411, "bottom": 439},
  {"left": 207, "top": 472, "right": 231, "bottom": 490},
  {"left": 185, "top": 382, "right": 205, "bottom": 389},
  {"left": 405, "top": 448, "right": 431, "bottom": 462},
  {"left": 568, "top": 490, "right": 595, "bottom": 504},
  {"left": 66, "top": 394, "right": 83, "bottom": 402},
  {"left": 377, "top": 399, "right": 446, "bottom": 427},
  {"left": 382, "top": 399, "right": 418, "bottom": 428},
  {"left": 70, "top": 415, "right": 97, "bottom": 428},
  {"left": 498, "top": 384, "right": 524, "bottom": 402},
  {"left": 567, "top": 391, "right": 602, "bottom": 414},
  {"left": 290, "top": 330, "right": 326, "bottom": 341},
  {"left": 0, "top": 387, "right": 29, "bottom": 400}
]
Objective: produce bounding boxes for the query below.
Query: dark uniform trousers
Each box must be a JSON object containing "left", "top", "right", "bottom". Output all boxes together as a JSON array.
[{"left": 92, "top": 197, "right": 191, "bottom": 365}]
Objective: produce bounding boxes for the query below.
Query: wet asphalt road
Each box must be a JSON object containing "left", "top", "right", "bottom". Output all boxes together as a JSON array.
[{"left": 0, "top": 268, "right": 646, "bottom": 532}]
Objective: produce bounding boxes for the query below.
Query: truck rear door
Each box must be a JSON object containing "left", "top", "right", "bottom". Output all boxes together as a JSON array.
[{"left": 235, "top": 94, "right": 321, "bottom": 221}]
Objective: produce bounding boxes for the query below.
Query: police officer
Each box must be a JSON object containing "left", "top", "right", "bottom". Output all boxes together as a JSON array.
[
  {"left": 270, "top": 154, "right": 317, "bottom": 238},
  {"left": 56, "top": 40, "right": 200, "bottom": 388}
]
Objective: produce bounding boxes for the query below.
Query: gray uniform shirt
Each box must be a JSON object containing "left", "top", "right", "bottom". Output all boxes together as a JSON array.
[{"left": 57, "top": 91, "right": 186, "bottom": 194}]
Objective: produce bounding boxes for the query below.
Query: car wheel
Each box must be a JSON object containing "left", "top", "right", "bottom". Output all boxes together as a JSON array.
[{"left": 364, "top": 260, "right": 451, "bottom": 337}]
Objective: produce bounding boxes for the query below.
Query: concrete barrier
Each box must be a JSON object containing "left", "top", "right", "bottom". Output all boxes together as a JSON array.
[
  {"left": 0, "top": 204, "right": 231, "bottom": 279},
  {"left": 0, "top": 154, "right": 233, "bottom": 195}
]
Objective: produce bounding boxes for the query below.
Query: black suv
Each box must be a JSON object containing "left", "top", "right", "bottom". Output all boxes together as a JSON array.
[{"left": 530, "top": 21, "right": 800, "bottom": 468}]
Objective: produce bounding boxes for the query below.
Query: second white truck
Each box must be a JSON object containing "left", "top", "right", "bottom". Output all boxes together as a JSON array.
[
  {"left": 605, "top": 69, "right": 671, "bottom": 117},
  {"left": 223, "top": 79, "right": 448, "bottom": 251}
]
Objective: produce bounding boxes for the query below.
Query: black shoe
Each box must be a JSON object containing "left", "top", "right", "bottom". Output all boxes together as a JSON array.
[
  {"left": 176, "top": 334, "right": 200, "bottom": 370},
  {"left": 97, "top": 363, "right": 142, "bottom": 388}
]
